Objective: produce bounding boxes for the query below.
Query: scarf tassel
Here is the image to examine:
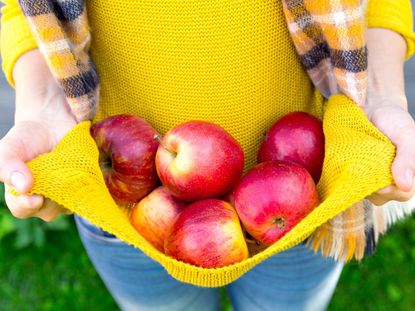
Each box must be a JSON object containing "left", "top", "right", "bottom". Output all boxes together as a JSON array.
[{"left": 307, "top": 197, "right": 415, "bottom": 261}]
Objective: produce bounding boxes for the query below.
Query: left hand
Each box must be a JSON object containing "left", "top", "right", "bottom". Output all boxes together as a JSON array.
[
  {"left": 364, "top": 28, "right": 415, "bottom": 205},
  {"left": 364, "top": 95, "right": 415, "bottom": 205}
]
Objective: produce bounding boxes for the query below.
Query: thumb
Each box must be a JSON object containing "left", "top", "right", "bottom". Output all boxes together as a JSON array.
[
  {"left": 391, "top": 126, "right": 415, "bottom": 192},
  {"left": 0, "top": 121, "right": 52, "bottom": 194},
  {"left": 0, "top": 137, "right": 35, "bottom": 195}
]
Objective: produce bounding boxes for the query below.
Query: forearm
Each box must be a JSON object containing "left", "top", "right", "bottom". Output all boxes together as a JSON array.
[
  {"left": 13, "top": 49, "right": 55, "bottom": 104},
  {"left": 365, "top": 28, "right": 408, "bottom": 112},
  {"left": 12, "top": 50, "right": 74, "bottom": 124},
  {"left": 362, "top": 27, "right": 415, "bottom": 195}
]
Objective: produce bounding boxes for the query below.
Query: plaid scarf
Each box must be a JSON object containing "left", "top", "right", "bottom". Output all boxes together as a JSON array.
[
  {"left": 18, "top": 0, "right": 99, "bottom": 122},
  {"left": 18, "top": 0, "right": 415, "bottom": 261}
]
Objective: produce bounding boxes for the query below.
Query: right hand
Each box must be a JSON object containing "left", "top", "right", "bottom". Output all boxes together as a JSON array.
[{"left": 0, "top": 50, "right": 77, "bottom": 221}]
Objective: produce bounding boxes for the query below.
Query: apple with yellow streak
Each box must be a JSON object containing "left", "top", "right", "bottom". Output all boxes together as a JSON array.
[
  {"left": 131, "top": 186, "right": 187, "bottom": 252},
  {"left": 164, "top": 199, "right": 249, "bottom": 268}
]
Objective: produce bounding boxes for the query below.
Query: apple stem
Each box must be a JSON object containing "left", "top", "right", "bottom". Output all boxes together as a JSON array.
[
  {"left": 154, "top": 134, "right": 163, "bottom": 144},
  {"left": 272, "top": 217, "right": 286, "bottom": 230},
  {"left": 154, "top": 134, "right": 177, "bottom": 156},
  {"left": 245, "top": 237, "right": 261, "bottom": 246}
]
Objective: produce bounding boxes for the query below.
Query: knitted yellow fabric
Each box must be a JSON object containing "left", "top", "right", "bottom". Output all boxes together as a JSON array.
[
  {"left": 21, "top": 95, "right": 395, "bottom": 287},
  {"left": 366, "top": 0, "right": 415, "bottom": 60},
  {"left": 87, "top": 0, "right": 320, "bottom": 171},
  {"left": 2, "top": 0, "right": 414, "bottom": 89},
  {"left": 1, "top": 0, "right": 414, "bottom": 165},
  {"left": 0, "top": 0, "right": 407, "bottom": 285}
]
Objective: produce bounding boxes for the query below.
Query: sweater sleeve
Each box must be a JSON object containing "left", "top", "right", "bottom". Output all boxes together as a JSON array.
[
  {"left": 366, "top": 0, "right": 415, "bottom": 60},
  {"left": 1, "top": 0, "right": 38, "bottom": 87}
]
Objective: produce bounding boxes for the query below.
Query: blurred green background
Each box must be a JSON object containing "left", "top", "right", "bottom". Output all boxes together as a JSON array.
[{"left": 1, "top": 3, "right": 415, "bottom": 310}]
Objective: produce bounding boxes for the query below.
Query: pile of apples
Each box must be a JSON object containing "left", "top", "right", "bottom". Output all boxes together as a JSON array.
[{"left": 91, "top": 112, "right": 325, "bottom": 268}]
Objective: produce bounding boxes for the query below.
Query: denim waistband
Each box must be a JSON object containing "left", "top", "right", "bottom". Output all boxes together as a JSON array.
[{"left": 74, "top": 214, "right": 117, "bottom": 239}]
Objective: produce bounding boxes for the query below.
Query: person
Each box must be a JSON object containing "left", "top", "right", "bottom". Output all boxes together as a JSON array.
[{"left": 0, "top": 0, "right": 414, "bottom": 310}]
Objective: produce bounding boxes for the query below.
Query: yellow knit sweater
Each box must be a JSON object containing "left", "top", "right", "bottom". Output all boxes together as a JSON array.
[{"left": 1, "top": 0, "right": 415, "bottom": 169}]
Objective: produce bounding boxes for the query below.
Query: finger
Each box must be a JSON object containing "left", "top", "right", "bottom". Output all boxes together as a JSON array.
[
  {"left": 375, "top": 185, "right": 394, "bottom": 195},
  {"left": 367, "top": 183, "right": 415, "bottom": 205},
  {"left": 34, "top": 199, "right": 66, "bottom": 222},
  {"left": 391, "top": 125, "right": 415, "bottom": 192},
  {"left": 0, "top": 121, "right": 51, "bottom": 194},
  {"left": 373, "top": 184, "right": 415, "bottom": 201},
  {"left": 4, "top": 185, "right": 44, "bottom": 219},
  {"left": 0, "top": 130, "right": 37, "bottom": 193},
  {"left": 0, "top": 141, "right": 34, "bottom": 194}
]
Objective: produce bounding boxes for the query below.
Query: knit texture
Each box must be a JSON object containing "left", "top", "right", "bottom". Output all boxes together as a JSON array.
[
  {"left": 0, "top": 2, "right": 38, "bottom": 87},
  {"left": 2, "top": 0, "right": 414, "bottom": 88},
  {"left": 366, "top": 0, "right": 415, "bottom": 59},
  {"left": 1, "top": 0, "right": 414, "bottom": 275},
  {"left": 86, "top": 0, "right": 321, "bottom": 171},
  {"left": 16, "top": 0, "right": 368, "bottom": 117},
  {"left": 20, "top": 95, "right": 395, "bottom": 287}
]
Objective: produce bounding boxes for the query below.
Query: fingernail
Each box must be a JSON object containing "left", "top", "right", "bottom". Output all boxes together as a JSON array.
[
  {"left": 405, "top": 169, "right": 414, "bottom": 189},
  {"left": 10, "top": 171, "right": 26, "bottom": 192}
]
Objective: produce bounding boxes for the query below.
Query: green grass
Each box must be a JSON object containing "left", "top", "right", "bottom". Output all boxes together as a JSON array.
[
  {"left": 329, "top": 217, "right": 415, "bottom": 311},
  {"left": 0, "top": 212, "right": 118, "bottom": 311},
  {"left": 0, "top": 195, "right": 414, "bottom": 310}
]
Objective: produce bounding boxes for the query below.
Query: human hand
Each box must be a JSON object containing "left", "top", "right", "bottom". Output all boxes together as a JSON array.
[
  {"left": 364, "top": 95, "right": 415, "bottom": 205},
  {"left": 362, "top": 28, "right": 415, "bottom": 205},
  {"left": 0, "top": 50, "right": 77, "bottom": 221}
]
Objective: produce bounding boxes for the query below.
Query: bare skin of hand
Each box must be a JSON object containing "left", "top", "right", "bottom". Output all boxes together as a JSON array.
[
  {"left": 364, "top": 28, "right": 415, "bottom": 205},
  {"left": 0, "top": 50, "right": 76, "bottom": 221}
]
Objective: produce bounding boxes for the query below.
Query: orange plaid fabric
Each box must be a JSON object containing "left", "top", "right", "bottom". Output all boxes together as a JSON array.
[
  {"left": 18, "top": 0, "right": 99, "bottom": 122},
  {"left": 282, "top": 0, "right": 367, "bottom": 106},
  {"left": 281, "top": 0, "right": 373, "bottom": 261}
]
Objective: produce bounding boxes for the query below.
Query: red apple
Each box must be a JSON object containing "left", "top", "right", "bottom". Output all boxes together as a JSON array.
[
  {"left": 91, "top": 114, "right": 159, "bottom": 206},
  {"left": 164, "top": 199, "right": 249, "bottom": 268},
  {"left": 258, "top": 112, "right": 325, "bottom": 183},
  {"left": 234, "top": 161, "right": 319, "bottom": 246},
  {"left": 155, "top": 121, "right": 244, "bottom": 201},
  {"left": 131, "top": 186, "right": 187, "bottom": 252}
]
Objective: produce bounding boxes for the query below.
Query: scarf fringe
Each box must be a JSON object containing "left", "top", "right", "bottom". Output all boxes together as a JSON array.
[
  {"left": 306, "top": 224, "right": 367, "bottom": 262},
  {"left": 307, "top": 197, "right": 415, "bottom": 261},
  {"left": 380, "top": 196, "right": 415, "bottom": 229}
]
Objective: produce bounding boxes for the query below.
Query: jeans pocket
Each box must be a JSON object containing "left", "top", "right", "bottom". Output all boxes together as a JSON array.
[{"left": 74, "top": 214, "right": 124, "bottom": 244}]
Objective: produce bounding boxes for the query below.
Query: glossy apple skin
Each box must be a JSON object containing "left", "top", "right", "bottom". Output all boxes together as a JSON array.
[
  {"left": 234, "top": 161, "right": 319, "bottom": 246},
  {"left": 258, "top": 112, "right": 325, "bottom": 183},
  {"left": 131, "top": 186, "right": 187, "bottom": 252},
  {"left": 91, "top": 114, "right": 159, "bottom": 206},
  {"left": 164, "top": 199, "right": 249, "bottom": 268},
  {"left": 156, "top": 121, "right": 244, "bottom": 201}
]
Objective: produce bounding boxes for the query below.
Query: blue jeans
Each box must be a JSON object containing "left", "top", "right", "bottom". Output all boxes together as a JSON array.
[{"left": 74, "top": 215, "right": 343, "bottom": 311}]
